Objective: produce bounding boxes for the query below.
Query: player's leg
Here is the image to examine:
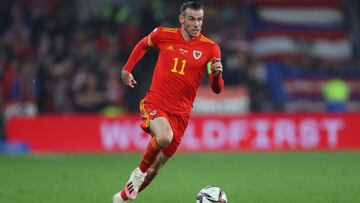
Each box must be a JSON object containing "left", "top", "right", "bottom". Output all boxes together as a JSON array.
[
  {"left": 113, "top": 116, "right": 173, "bottom": 202},
  {"left": 139, "top": 151, "right": 168, "bottom": 192},
  {"left": 138, "top": 117, "right": 173, "bottom": 172},
  {"left": 113, "top": 151, "right": 169, "bottom": 203},
  {"left": 139, "top": 134, "right": 180, "bottom": 192}
]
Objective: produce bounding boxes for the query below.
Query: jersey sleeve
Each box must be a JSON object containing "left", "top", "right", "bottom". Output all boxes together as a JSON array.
[
  {"left": 122, "top": 27, "right": 163, "bottom": 72},
  {"left": 207, "top": 43, "right": 224, "bottom": 94},
  {"left": 122, "top": 37, "right": 150, "bottom": 72},
  {"left": 211, "top": 43, "right": 221, "bottom": 58},
  {"left": 206, "top": 43, "right": 222, "bottom": 75},
  {"left": 148, "top": 27, "right": 162, "bottom": 47}
]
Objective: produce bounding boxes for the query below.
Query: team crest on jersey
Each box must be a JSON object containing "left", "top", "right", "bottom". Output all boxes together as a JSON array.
[{"left": 193, "top": 50, "right": 202, "bottom": 60}]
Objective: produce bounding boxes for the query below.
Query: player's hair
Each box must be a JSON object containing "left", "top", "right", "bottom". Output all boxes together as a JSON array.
[{"left": 180, "top": 1, "right": 204, "bottom": 16}]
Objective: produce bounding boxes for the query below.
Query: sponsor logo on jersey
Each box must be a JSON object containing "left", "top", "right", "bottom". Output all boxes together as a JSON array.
[
  {"left": 193, "top": 50, "right": 202, "bottom": 60},
  {"left": 179, "top": 48, "right": 188, "bottom": 54}
]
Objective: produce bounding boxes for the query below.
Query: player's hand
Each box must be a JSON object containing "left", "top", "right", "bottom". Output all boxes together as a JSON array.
[
  {"left": 121, "top": 69, "right": 137, "bottom": 88},
  {"left": 211, "top": 57, "right": 223, "bottom": 77}
]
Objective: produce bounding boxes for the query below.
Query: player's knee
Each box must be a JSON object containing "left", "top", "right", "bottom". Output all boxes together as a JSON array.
[
  {"left": 157, "top": 134, "right": 172, "bottom": 147},
  {"left": 157, "top": 127, "right": 173, "bottom": 146}
]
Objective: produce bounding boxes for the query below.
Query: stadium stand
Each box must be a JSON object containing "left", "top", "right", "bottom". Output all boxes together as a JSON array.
[{"left": 0, "top": 0, "right": 359, "bottom": 129}]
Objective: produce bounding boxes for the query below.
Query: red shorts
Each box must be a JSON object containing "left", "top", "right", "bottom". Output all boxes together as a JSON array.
[{"left": 139, "top": 99, "right": 189, "bottom": 158}]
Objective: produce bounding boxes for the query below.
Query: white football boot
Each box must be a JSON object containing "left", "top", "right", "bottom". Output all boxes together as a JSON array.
[
  {"left": 112, "top": 192, "right": 126, "bottom": 203},
  {"left": 124, "top": 167, "right": 147, "bottom": 200}
]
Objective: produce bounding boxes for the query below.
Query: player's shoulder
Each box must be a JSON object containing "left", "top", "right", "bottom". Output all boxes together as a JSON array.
[
  {"left": 199, "top": 34, "right": 217, "bottom": 45},
  {"left": 155, "top": 26, "right": 179, "bottom": 34}
]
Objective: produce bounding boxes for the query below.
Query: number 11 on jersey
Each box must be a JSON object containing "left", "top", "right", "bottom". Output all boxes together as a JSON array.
[{"left": 171, "top": 57, "right": 186, "bottom": 75}]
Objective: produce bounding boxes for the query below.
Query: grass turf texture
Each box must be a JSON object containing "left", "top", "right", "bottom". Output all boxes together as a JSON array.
[{"left": 0, "top": 152, "right": 359, "bottom": 203}]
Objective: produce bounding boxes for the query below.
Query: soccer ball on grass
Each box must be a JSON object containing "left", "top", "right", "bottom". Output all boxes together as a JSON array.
[{"left": 196, "top": 186, "right": 228, "bottom": 203}]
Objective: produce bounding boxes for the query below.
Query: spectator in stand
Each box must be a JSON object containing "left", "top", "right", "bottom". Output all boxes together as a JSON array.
[
  {"left": 323, "top": 77, "right": 351, "bottom": 112},
  {"left": 72, "top": 68, "right": 106, "bottom": 112},
  {"left": 245, "top": 57, "right": 270, "bottom": 112},
  {"left": 223, "top": 34, "right": 249, "bottom": 85}
]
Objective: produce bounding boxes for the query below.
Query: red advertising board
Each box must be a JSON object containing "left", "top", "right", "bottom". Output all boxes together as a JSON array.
[{"left": 6, "top": 113, "right": 360, "bottom": 152}]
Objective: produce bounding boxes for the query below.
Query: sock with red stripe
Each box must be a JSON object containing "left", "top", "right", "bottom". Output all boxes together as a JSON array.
[{"left": 139, "top": 137, "right": 163, "bottom": 173}]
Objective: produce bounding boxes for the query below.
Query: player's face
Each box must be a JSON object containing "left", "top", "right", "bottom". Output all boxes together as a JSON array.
[{"left": 179, "top": 8, "right": 204, "bottom": 39}]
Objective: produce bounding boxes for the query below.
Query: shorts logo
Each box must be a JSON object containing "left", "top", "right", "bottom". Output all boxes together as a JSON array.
[
  {"left": 166, "top": 45, "right": 174, "bottom": 51},
  {"left": 193, "top": 50, "right": 202, "bottom": 60},
  {"left": 150, "top": 110, "right": 157, "bottom": 116}
]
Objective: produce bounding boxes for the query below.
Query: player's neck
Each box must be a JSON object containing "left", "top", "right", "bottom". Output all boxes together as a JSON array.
[{"left": 181, "top": 27, "right": 198, "bottom": 41}]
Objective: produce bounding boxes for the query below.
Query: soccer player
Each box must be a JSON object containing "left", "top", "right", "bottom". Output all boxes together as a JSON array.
[{"left": 113, "top": 1, "right": 224, "bottom": 202}]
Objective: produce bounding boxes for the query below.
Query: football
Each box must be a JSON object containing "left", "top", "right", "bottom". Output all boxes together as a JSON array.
[{"left": 196, "top": 186, "right": 228, "bottom": 203}]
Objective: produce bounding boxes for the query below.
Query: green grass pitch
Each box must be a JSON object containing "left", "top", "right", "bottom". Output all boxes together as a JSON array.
[{"left": 1, "top": 152, "right": 360, "bottom": 203}]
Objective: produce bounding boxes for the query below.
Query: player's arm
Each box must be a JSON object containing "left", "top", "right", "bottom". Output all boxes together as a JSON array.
[
  {"left": 121, "top": 36, "right": 152, "bottom": 88},
  {"left": 208, "top": 58, "right": 224, "bottom": 94},
  {"left": 207, "top": 43, "right": 224, "bottom": 94}
]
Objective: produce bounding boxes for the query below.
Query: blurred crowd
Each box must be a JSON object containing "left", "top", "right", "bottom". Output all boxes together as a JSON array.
[
  {"left": 0, "top": 0, "right": 359, "bottom": 127},
  {"left": 0, "top": 0, "right": 257, "bottom": 117}
]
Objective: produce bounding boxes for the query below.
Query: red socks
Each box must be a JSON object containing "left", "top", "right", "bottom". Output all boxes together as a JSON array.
[{"left": 139, "top": 137, "right": 163, "bottom": 172}]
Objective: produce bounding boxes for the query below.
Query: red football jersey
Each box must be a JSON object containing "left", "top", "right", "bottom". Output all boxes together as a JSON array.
[{"left": 144, "top": 27, "right": 222, "bottom": 116}]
